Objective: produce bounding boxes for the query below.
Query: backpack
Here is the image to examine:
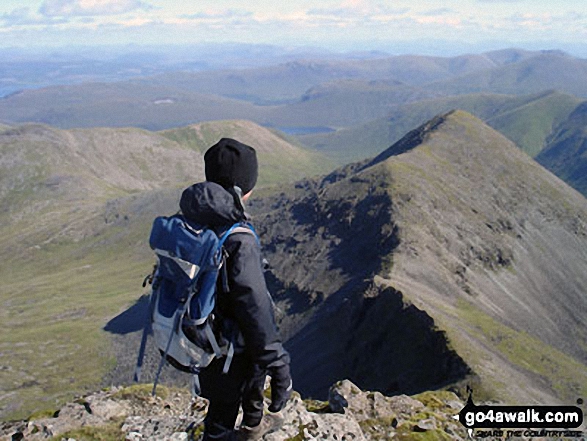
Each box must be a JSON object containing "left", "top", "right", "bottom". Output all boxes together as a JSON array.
[{"left": 133, "top": 214, "right": 258, "bottom": 395}]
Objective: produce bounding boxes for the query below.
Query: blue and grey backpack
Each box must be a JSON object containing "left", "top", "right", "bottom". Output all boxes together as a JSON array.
[{"left": 133, "top": 214, "right": 258, "bottom": 395}]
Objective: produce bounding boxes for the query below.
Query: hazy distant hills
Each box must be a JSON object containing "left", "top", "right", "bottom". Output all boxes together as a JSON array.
[
  {"left": 252, "top": 111, "right": 587, "bottom": 403},
  {"left": 0, "top": 43, "right": 375, "bottom": 99},
  {"left": 0, "top": 120, "right": 330, "bottom": 419},
  {"left": 2, "top": 48, "right": 586, "bottom": 133},
  {"left": 430, "top": 51, "right": 587, "bottom": 98},
  {"left": 0, "top": 82, "right": 264, "bottom": 131},
  {"left": 301, "top": 90, "right": 582, "bottom": 161},
  {"left": 137, "top": 48, "right": 543, "bottom": 104}
]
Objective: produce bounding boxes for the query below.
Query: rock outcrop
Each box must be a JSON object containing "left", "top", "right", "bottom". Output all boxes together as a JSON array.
[{"left": 1, "top": 380, "right": 468, "bottom": 441}]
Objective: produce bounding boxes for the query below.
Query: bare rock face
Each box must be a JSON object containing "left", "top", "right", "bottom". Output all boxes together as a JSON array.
[{"left": 1, "top": 381, "right": 469, "bottom": 441}]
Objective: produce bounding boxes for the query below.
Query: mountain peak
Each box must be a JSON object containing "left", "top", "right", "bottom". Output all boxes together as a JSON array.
[
  {"left": 253, "top": 109, "right": 587, "bottom": 404},
  {"left": 363, "top": 109, "right": 481, "bottom": 169}
]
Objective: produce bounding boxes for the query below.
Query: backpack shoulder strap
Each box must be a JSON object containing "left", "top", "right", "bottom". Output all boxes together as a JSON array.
[{"left": 219, "top": 222, "right": 260, "bottom": 248}]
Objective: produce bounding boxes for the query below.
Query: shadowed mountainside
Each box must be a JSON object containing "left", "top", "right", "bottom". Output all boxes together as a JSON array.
[
  {"left": 250, "top": 111, "right": 587, "bottom": 403},
  {"left": 537, "top": 101, "right": 587, "bottom": 196}
]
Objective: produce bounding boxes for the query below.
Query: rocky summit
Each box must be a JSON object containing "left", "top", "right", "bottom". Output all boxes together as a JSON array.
[{"left": 1, "top": 380, "right": 469, "bottom": 441}]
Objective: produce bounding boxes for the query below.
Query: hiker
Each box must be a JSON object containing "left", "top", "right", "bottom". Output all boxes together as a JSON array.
[{"left": 179, "top": 138, "right": 292, "bottom": 440}]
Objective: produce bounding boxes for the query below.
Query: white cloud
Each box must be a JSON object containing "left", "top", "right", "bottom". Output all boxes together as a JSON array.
[
  {"left": 506, "top": 11, "right": 586, "bottom": 31},
  {"left": 307, "top": 3, "right": 409, "bottom": 18},
  {"left": 420, "top": 8, "right": 454, "bottom": 17},
  {"left": 1, "top": 6, "right": 68, "bottom": 26},
  {"left": 182, "top": 10, "right": 253, "bottom": 20},
  {"left": 39, "top": 0, "right": 154, "bottom": 17}
]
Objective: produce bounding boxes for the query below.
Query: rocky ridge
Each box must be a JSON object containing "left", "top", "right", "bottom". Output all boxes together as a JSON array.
[
  {"left": 1, "top": 380, "right": 468, "bottom": 441},
  {"left": 250, "top": 110, "right": 587, "bottom": 404}
]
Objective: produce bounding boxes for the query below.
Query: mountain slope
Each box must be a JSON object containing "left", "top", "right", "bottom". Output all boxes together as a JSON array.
[
  {"left": 430, "top": 52, "right": 587, "bottom": 98},
  {"left": 160, "top": 120, "right": 333, "bottom": 184},
  {"left": 0, "top": 120, "right": 332, "bottom": 420},
  {"left": 299, "top": 91, "right": 582, "bottom": 164},
  {"left": 537, "top": 101, "right": 587, "bottom": 196},
  {"left": 252, "top": 111, "right": 587, "bottom": 404},
  {"left": 0, "top": 82, "right": 266, "bottom": 130},
  {"left": 264, "top": 79, "right": 438, "bottom": 128}
]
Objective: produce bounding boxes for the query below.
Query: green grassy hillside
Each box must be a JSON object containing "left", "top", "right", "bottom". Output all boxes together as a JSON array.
[
  {"left": 160, "top": 120, "right": 333, "bottom": 184},
  {"left": 299, "top": 91, "right": 582, "bottom": 164},
  {"left": 0, "top": 82, "right": 266, "bottom": 131},
  {"left": 0, "top": 120, "right": 332, "bottom": 420}
]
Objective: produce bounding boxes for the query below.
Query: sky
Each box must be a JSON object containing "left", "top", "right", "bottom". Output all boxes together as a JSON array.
[{"left": 0, "top": 0, "right": 586, "bottom": 56}]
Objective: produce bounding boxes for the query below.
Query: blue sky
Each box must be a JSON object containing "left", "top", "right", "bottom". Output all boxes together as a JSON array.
[{"left": 0, "top": 0, "right": 585, "bottom": 55}]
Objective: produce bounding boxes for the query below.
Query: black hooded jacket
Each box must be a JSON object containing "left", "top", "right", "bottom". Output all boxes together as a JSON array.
[{"left": 179, "top": 181, "right": 289, "bottom": 370}]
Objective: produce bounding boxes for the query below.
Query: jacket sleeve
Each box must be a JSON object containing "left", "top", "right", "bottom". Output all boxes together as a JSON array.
[{"left": 222, "top": 232, "right": 290, "bottom": 369}]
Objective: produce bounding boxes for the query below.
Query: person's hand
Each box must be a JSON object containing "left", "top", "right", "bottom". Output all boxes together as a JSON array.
[{"left": 268, "top": 363, "right": 292, "bottom": 412}]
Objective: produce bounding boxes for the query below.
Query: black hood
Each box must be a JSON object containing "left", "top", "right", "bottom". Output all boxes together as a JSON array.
[{"left": 180, "top": 182, "right": 246, "bottom": 227}]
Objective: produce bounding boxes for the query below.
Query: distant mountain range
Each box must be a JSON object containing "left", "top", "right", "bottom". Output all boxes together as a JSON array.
[
  {"left": 136, "top": 48, "right": 556, "bottom": 104},
  {"left": 2, "top": 49, "right": 586, "bottom": 131},
  {"left": 0, "top": 43, "right": 382, "bottom": 98},
  {"left": 1, "top": 48, "right": 585, "bottom": 198}
]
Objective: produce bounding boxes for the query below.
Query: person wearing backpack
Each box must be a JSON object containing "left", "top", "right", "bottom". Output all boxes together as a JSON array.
[{"left": 178, "top": 138, "right": 292, "bottom": 441}]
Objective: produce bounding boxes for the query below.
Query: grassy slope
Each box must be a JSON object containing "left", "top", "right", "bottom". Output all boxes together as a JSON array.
[
  {"left": 486, "top": 92, "right": 583, "bottom": 157},
  {"left": 0, "top": 82, "right": 267, "bottom": 131},
  {"left": 0, "top": 120, "right": 333, "bottom": 420},
  {"left": 159, "top": 120, "right": 334, "bottom": 184},
  {"left": 299, "top": 91, "right": 582, "bottom": 164},
  {"left": 0, "top": 212, "right": 153, "bottom": 419},
  {"left": 264, "top": 81, "right": 438, "bottom": 128}
]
